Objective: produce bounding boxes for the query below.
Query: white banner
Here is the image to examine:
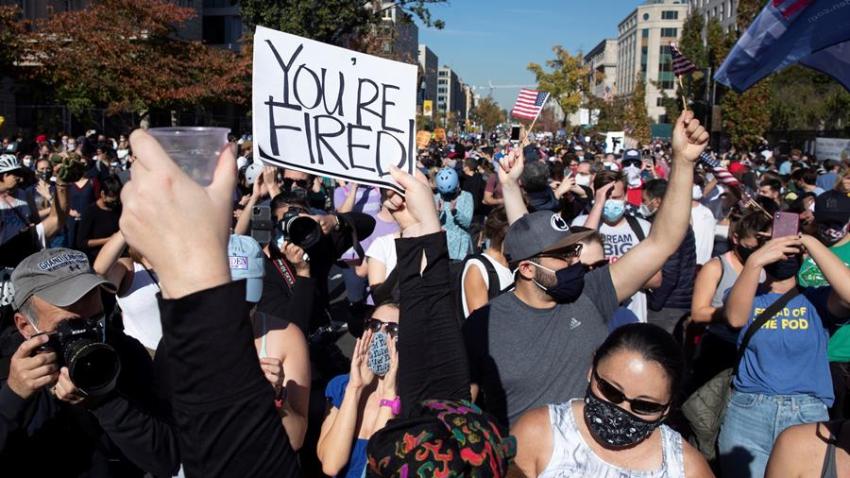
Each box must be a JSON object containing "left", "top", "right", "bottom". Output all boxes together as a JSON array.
[
  {"left": 815, "top": 137, "right": 850, "bottom": 162},
  {"left": 252, "top": 26, "right": 418, "bottom": 192}
]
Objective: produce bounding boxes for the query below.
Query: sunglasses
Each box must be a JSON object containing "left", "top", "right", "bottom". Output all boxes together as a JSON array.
[
  {"left": 366, "top": 318, "right": 398, "bottom": 338},
  {"left": 538, "top": 243, "right": 583, "bottom": 261},
  {"left": 592, "top": 369, "right": 668, "bottom": 416}
]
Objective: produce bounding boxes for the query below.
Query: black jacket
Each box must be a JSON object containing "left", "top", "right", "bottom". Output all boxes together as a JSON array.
[
  {"left": 257, "top": 212, "right": 375, "bottom": 335},
  {"left": 0, "top": 323, "right": 177, "bottom": 477},
  {"left": 158, "top": 280, "right": 300, "bottom": 477},
  {"left": 648, "top": 226, "right": 697, "bottom": 311}
]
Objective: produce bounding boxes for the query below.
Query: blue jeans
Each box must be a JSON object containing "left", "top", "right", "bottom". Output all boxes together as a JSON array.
[{"left": 718, "top": 390, "right": 828, "bottom": 478}]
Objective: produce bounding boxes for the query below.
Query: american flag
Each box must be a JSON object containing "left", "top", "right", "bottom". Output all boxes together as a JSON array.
[
  {"left": 511, "top": 89, "right": 549, "bottom": 121},
  {"left": 698, "top": 153, "right": 740, "bottom": 188},
  {"left": 670, "top": 43, "right": 698, "bottom": 76}
]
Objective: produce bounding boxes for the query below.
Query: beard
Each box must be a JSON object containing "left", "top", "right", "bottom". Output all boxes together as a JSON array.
[{"left": 533, "top": 265, "right": 557, "bottom": 289}]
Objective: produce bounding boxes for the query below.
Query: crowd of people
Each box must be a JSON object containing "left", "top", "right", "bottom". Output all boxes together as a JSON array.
[{"left": 0, "top": 110, "right": 849, "bottom": 477}]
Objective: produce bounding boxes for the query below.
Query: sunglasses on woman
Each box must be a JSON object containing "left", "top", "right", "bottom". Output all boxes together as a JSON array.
[
  {"left": 592, "top": 369, "right": 669, "bottom": 415},
  {"left": 366, "top": 318, "right": 398, "bottom": 338}
]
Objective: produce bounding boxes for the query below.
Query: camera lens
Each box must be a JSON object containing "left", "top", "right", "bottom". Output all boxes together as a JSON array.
[
  {"left": 285, "top": 216, "right": 321, "bottom": 249},
  {"left": 64, "top": 338, "right": 121, "bottom": 396}
]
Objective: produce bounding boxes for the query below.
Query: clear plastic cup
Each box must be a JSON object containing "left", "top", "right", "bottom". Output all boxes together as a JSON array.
[{"left": 147, "top": 127, "right": 230, "bottom": 186}]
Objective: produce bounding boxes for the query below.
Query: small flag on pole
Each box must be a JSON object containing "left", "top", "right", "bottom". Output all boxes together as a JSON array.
[
  {"left": 511, "top": 89, "right": 549, "bottom": 121},
  {"left": 670, "top": 43, "right": 698, "bottom": 76}
]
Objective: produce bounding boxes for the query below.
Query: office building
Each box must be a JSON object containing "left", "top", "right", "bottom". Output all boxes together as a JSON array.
[
  {"left": 418, "top": 44, "right": 438, "bottom": 107},
  {"left": 690, "top": 0, "right": 738, "bottom": 33},
  {"left": 616, "top": 0, "right": 689, "bottom": 122},
  {"left": 437, "top": 66, "right": 465, "bottom": 122},
  {"left": 584, "top": 39, "right": 618, "bottom": 99}
]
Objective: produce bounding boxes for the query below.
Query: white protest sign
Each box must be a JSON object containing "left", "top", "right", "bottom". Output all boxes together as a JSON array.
[
  {"left": 605, "top": 131, "right": 625, "bottom": 154},
  {"left": 815, "top": 137, "right": 850, "bottom": 162},
  {"left": 252, "top": 26, "right": 418, "bottom": 192}
]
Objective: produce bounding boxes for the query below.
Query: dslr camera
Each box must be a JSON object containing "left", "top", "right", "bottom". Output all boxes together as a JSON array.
[
  {"left": 278, "top": 206, "right": 322, "bottom": 251},
  {"left": 42, "top": 318, "right": 121, "bottom": 397}
]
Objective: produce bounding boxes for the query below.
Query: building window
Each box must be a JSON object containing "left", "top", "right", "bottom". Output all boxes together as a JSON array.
[
  {"left": 642, "top": 28, "right": 649, "bottom": 38},
  {"left": 657, "top": 97, "right": 666, "bottom": 107},
  {"left": 643, "top": 12, "right": 650, "bottom": 20},
  {"left": 661, "top": 10, "right": 678, "bottom": 20},
  {"left": 660, "top": 28, "right": 678, "bottom": 37}
]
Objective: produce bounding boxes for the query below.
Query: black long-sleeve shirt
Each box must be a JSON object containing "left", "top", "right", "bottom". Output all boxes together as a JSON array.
[
  {"left": 158, "top": 280, "right": 300, "bottom": 477},
  {"left": 0, "top": 323, "right": 175, "bottom": 477},
  {"left": 257, "top": 212, "right": 375, "bottom": 335}
]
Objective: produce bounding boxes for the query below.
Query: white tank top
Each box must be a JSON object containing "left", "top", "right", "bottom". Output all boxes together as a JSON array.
[
  {"left": 539, "top": 400, "right": 686, "bottom": 478},
  {"left": 116, "top": 262, "right": 162, "bottom": 351},
  {"left": 460, "top": 252, "right": 514, "bottom": 318}
]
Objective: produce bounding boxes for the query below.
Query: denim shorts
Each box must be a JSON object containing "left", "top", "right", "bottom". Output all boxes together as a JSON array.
[{"left": 718, "top": 390, "right": 828, "bottom": 478}]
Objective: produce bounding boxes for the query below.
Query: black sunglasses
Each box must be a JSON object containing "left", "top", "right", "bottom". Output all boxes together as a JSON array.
[
  {"left": 366, "top": 318, "right": 398, "bottom": 338},
  {"left": 593, "top": 369, "right": 669, "bottom": 416},
  {"left": 538, "top": 243, "right": 583, "bottom": 261}
]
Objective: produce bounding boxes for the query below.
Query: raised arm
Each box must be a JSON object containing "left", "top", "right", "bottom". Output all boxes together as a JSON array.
[
  {"left": 726, "top": 236, "right": 802, "bottom": 328},
  {"left": 39, "top": 179, "right": 68, "bottom": 241},
  {"left": 801, "top": 234, "right": 850, "bottom": 317},
  {"left": 609, "top": 111, "right": 707, "bottom": 303},
  {"left": 233, "top": 172, "right": 267, "bottom": 236},
  {"left": 335, "top": 182, "right": 358, "bottom": 213},
  {"left": 498, "top": 147, "right": 529, "bottom": 225},
  {"left": 581, "top": 181, "right": 616, "bottom": 231},
  {"left": 92, "top": 231, "right": 135, "bottom": 293}
]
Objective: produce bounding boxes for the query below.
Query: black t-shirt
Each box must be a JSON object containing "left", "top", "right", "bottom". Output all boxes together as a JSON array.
[
  {"left": 461, "top": 172, "right": 487, "bottom": 216},
  {"left": 76, "top": 203, "right": 121, "bottom": 260}
]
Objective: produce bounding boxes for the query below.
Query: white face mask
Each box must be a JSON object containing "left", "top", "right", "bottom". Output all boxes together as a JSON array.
[
  {"left": 22, "top": 157, "right": 32, "bottom": 168},
  {"left": 575, "top": 174, "right": 591, "bottom": 187},
  {"left": 692, "top": 185, "right": 703, "bottom": 200}
]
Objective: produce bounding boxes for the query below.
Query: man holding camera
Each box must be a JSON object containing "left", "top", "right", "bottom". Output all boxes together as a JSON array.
[{"left": 0, "top": 248, "right": 178, "bottom": 477}]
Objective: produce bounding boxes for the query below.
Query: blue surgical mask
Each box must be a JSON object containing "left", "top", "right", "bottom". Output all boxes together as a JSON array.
[{"left": 602, "top": 199, "right": 626, "bottom": 223}]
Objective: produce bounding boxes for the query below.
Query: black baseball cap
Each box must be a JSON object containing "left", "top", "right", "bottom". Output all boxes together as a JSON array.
[{"left": 504, "top": 211, "right": 594, "bottom": 264}]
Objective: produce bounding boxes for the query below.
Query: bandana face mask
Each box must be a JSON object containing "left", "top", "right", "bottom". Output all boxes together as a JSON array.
[{"left": 583, "top": 387, "right": 664, "bottom": 448}]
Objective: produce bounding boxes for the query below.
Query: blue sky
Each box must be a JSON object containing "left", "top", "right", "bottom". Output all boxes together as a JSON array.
[{"left": 416, "top": 0, "right": 640, "bottom": 108}]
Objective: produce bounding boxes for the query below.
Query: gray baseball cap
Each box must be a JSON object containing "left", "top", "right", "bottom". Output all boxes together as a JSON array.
[
  {"left": 504, "top": 211, "right": 595, "bottom": 264},
  {"left": 11, "top": 248, "right": 114, "bottom": 310}
]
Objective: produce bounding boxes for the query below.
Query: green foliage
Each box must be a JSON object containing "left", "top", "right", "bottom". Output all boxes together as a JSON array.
[
  {"left": 625, "top": 76, "right": 651, "bottom": 144},
  {"left": 721, "top": 80, "right": 772, "bottom": 150},
  {"left": 769, "top": 66, "right": 850, "bottom": 132},
  {"left": 239, "top": 0, "right": 445, "bottom": 47},
  {"left": 528, "top": 45, "right": 588, "bottom": 118},
  {"left": 470, "top": 97, "right": 504, "bottom": 132}
]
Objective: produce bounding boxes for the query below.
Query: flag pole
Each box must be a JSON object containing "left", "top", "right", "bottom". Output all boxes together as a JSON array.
[
  {"left": 678, "top": 75, "right": 687, "bottom": 112},
  {"left": 521, "top": 92, "right": 549, "bottom": 144}
]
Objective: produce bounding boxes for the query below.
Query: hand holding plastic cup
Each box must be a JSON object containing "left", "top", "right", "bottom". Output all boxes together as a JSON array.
[{"left": 147, "top": 127, "right": 230, "bottom": 186}]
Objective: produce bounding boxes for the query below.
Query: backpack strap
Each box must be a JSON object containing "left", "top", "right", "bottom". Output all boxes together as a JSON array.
[
  {"left": 478, "top": 254, "right": 502, "bottom": 299},
  {"left": 733, "top": 285, "right": 802, "bottom": 376},
  {"left": 624, "top": 214, "right": 646, "bottom": 242}
]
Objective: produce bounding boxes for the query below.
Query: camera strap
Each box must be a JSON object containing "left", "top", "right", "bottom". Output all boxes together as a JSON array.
[{"left": 272, "top": 257, "right": 297, "bottom": 290}]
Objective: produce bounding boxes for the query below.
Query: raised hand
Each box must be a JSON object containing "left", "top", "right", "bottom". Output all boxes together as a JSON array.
[
  {"left": 672, "top": 110, "right": 709, "bottom": 164},
  {"left": 388, "top": 166, "right": 440, "bottom": 238},
  {"left": 348, "top": 330, "right": 375, "bottom": 389},
  {"left": 498, "top": 146, "right": 525, "bottom": 185},
  {"left": 378, "top": 333, "right": 398, "bottom": 398},
  {"left": 747, "top": 235, "right": 803, "bottom": 269},
  {"left": 120, "top": 129, "right": 234, "bottom": 299},
  {"left": 259, "top": 357, "right": 285, "bottom": 393}
]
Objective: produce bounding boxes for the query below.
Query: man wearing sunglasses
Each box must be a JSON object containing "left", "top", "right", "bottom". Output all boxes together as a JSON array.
[{"left": 464, "top": 111, "right": 709, "bottom": 427}]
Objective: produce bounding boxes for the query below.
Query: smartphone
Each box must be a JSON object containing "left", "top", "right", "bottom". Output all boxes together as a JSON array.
[
  {"left": 772, "top": 212, "right": 800, "bottom": 239},
  {"left": 510, "top": 125, "right": 521, "bottom": 142},
  {"left": 251, "top": 205, "right": 274, "bottom": 245}
]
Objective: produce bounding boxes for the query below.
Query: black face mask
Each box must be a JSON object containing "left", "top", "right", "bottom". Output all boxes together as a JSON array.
[
  {"left": 583, "top": 387, "right": 664, "bottom": 448},
  {"left": 735, "top": 244, "right": 756, "bottom": 264},
  {"left": 765, "top": 255, "right": 802, "bottom": 280},
  {"left": 817, "top": 223, "right": 847, "bottom": 247},
  {"left": 38, "top": 171, "right": 51, "bottom": 182},
  {"left": 532, "top": 261, "right": 587, "bottom": 303}
]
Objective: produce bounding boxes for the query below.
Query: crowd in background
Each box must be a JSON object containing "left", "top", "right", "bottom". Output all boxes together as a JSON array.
[{"left": 0, "top": 111, "right": 849, "bottom": 477}]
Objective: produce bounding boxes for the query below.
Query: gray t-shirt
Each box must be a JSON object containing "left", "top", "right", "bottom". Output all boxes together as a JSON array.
[{"left": 463, "top": 267, "right": 618, "bottom": 426}]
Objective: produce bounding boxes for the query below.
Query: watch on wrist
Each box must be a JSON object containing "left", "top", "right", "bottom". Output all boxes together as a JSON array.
[{"left": 379, "top": 396, "right": 401, "bottom": 416}]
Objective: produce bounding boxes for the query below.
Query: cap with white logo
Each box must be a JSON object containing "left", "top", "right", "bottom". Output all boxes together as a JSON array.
[
  {"left": 503, "top": 211, "right": 595, "bottom": 264},
  {"left": 11, "top": 248, "right": 114, "bottom": 309}
]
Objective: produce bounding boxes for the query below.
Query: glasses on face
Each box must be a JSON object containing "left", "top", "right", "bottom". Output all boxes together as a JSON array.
[
  {"left": 592, "top": 369, "right": 669, "bottom": 416},
  {"left": 538, "top": 243, "right": 583, "bottom": 262},
  {"left": 366, "top": 318, "right": 398, "bottom": 338}
]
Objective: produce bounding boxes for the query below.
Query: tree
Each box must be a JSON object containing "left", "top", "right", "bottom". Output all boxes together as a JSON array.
[
  {"left": 588, "top": 95, "right": 627, "bottom": 133},
  {"left": 624, "top": 76, "right": 651, "bottom": 144},
  {"left": 469, "top": 96, "right": 504, "bottom": 132},
  {"left": 0, "top": 6, "right": 26, "bottom": 74},
  {"left": 527, "top": 46, "right": 589, "bottom": 119},
  {"left": 20, "top": 0, "right": 245, "bottom": 121},
  {"left": 239, "top": 0, "right": 445, "bottom": 47},
  {"left": 769, "top": 66, "right": 850, "bottom": 132}
]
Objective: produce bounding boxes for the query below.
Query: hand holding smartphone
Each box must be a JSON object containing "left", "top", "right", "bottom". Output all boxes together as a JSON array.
[{"left": 772, "top": 212, "right": 800, "bottom": 239}]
